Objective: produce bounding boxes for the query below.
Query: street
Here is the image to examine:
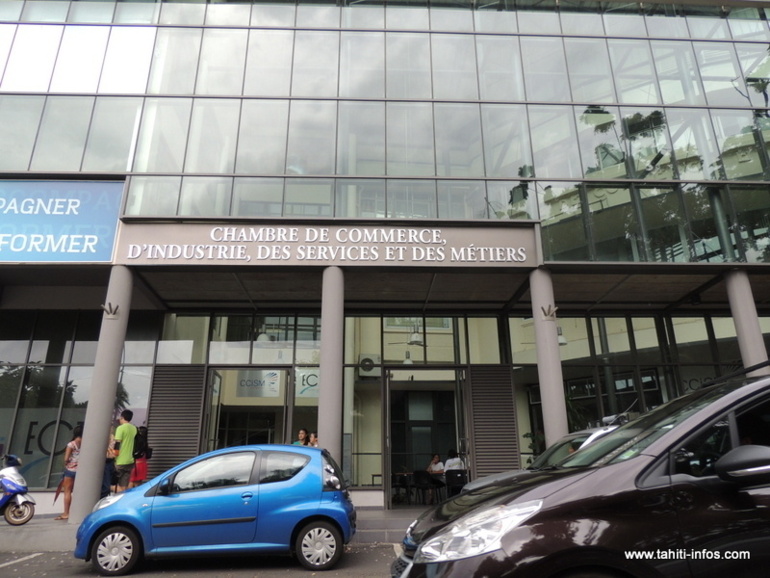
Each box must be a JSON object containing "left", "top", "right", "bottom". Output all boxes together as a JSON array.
[{"left": 0, "top": 544, "right": 397, "bottom": 577}]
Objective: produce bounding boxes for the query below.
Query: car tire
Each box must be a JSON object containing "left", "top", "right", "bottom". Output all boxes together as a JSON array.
[
  {"left": 90, "top": 525, "right": 142, "bottom": 576},
  {"left": 294, "top": 521, "right": 343, "bottom": 570}
]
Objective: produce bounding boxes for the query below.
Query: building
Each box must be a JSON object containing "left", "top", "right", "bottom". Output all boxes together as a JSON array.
[{"left": 0, "top": 0, "right": 768, "bottom": 512}]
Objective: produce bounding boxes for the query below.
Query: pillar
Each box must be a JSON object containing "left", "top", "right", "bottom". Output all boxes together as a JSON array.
[
  {"left": 529, "top": 267, "right": 569, "bottom": 447},
  {"left": 318, "top": 266, "right": 345, "bottom": 464},
  {"left": 725, "top": 269, "right": 770, "bottom": 377},
  {"left": 69, "top": 265, "right": 133, "bottom": 524}
]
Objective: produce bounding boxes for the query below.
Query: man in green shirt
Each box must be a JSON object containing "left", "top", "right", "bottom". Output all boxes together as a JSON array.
[{"left": 114, "top": 409, "right": 138, "bottom": 493}]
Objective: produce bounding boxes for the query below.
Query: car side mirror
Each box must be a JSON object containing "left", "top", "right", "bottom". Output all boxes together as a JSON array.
[
  {"left": 715, "top": 445, "right": 770, "bottom": 485},
  {"left": 158, "top": 477, "right": 172, "bottom": 496}
]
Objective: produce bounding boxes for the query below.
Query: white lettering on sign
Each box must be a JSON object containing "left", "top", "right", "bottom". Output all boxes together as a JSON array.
[
  {"left": 0, "top": 197, "right": 81, "bottom": 215},
  {"left": 121, "top": 224, "right": 536, "bottom": 267},
  {"left": 0, "top": 233, "right": 98, "bottom": 253}
]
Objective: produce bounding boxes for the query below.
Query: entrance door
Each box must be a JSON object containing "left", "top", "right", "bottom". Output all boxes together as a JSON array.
[
  {"left": 205, "top": 368, "right": 292, "bottom": 450},
  {"left": 386, "top": 368, "right": 466, "bottom": 507}
]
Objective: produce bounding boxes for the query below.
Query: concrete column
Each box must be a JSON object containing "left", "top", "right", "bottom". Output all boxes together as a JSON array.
[
  {"left": 529, "top": 267, "right": 569, "bottom": 447},
  {"left": 318, "top": 266, "right": 345, "bottom": 464},
  {"left": 69, "top": 266, "right": 133, "bottom": 524},
  {"left": 725, "top": 269, "right": 770, "bottom": 377}
]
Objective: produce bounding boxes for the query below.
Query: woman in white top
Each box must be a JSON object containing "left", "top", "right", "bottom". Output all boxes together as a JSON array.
[{"left": 444, "top": 449, "right": 465, "bottom": 471}]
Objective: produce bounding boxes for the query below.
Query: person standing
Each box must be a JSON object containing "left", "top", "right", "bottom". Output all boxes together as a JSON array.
[
  {"left": 101, "top": 427, "right": 116, "bottom": 499},
  {"left": 293, "top": 428, "right": 309, "bottom": 445},
  {"left": 130, "top": 426, "right": 151, "bottom": 488},
  {"left": 309, "top": 432, "right": 319, "bottom": 447},
  {"left": 56, "top": 425, "right": 82, "bottom": 520},
  {"left": 113, "top": 409, "right": 138, "bottom": 492}
]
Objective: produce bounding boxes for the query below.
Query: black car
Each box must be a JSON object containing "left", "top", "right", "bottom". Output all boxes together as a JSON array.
[{"left": 392, "top": 373, "right": 770, "bottom": 578}]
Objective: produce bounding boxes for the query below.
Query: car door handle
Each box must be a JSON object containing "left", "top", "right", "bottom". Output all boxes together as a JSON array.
[{"left": 241, "top": 492, "right": 253, "bottom": 500}]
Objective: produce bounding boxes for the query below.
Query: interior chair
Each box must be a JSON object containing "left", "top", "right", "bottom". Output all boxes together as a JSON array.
[
  {"left": 411, "top": 470, "right": 435, "bottom": 505},
  {"left": 391, "top": 473, "right": 412, "bottom": 505},
  {"left": 445, "top": 469, "right": 468, "bottom": 497}
]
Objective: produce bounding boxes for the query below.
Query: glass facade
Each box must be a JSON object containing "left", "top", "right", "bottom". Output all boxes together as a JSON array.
[{"left": 0, "top": 1, "right": 768, "bottom": 263}]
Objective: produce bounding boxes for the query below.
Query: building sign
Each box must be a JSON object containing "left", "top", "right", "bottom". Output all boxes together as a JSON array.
[
  {"left": 236, "top": 370, "right": 281, "bottom": 398},
  {"left": 0, "top": 181, "right": 123, "bottom": 263},
  {"left": 117, "top": 223, "right": 540, "bottom": 267}
]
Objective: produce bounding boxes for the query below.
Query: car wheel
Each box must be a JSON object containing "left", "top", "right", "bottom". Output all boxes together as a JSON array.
[
  {"left": 90, "top": 525, "right": 142, "bottom": 576},
  {"left": 295, "top": 521, "right": 343, "bottom": 570},
  {"left": 4, "top": 502, "right": 34, "bottom": 525}
]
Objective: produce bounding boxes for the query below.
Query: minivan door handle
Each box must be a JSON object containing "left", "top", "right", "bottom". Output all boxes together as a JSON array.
[{"left": 241, "top": 492, "right": 254, "bottom": 500}]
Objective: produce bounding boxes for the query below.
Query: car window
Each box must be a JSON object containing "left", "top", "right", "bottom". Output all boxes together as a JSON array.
[
  {"left": 172, "top": 451, "right": 256, "bottom": 492},
  {"left": 259, "top": 451, "right": 309, "bottom": 484}
]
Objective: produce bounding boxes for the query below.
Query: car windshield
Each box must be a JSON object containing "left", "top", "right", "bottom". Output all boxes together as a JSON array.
[
  {"left": 559, "top": 379, "right": 750, "bottom": 468},
  {"left": 529, "top": 434, "right": 587, "bottom": 469}
]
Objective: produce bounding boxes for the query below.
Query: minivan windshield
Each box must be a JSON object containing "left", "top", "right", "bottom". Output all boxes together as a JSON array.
[{"left": 559, "top": 379, "right": 750, "bottom": 468}]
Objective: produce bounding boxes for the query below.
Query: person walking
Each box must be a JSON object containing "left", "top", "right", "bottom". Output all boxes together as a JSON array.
[
  {"left": 113, "top": 409, "right": 138, "bottom": 493},
  {"left": 55, "top": 425, "right": 82, "bottom": 520}
]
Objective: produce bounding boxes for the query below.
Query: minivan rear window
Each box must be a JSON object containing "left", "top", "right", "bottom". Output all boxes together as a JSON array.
[{"left": 560, "top": 380, "right": 750, "bottom": 468}]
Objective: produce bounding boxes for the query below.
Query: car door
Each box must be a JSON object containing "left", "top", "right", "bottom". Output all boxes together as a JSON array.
[
  {"left": 669, "top": 398, "right": 770, "bottom": 577},
  {"left": 253, "top": 450, "right": 317, "bottom": 548},
  {"left": 150, "top": 450, "right": 259, "bottom": 549}
]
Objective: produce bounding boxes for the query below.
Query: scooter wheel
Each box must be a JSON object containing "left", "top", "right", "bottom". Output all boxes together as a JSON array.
[{"left": 4, "top": 502, "right": 34, "bottom": 525}]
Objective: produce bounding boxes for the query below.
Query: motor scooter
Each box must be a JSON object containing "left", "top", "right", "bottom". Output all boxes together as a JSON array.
[{"left": 0, "top": 454, "right": 36, "bottom": 525}]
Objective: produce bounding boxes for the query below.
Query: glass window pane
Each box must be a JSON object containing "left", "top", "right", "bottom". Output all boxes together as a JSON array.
[
  {"left": 386, "top": 33, "right": 432, "bottom": 99},
  {"left": 286, "top": 101, "right": 337, "bottom": 175},
  {"left": 692, "top": 42, "right": 747, "bottom": 107},
  {"left": 643, "top": 4, "right": 690, "bottom": 39},
  {"left": 631, "top": 317, "right": 663, "bottom": 364},
  {"left": 295, "top": 316, "right": 320, "bottom": 364},
  {"left": 0, "top": 311, "right": 34, "bottom": 363},
  {"left": 387, "top": 102, "right": 434, "bottom": 176},
  {"left": 518, "top": 5, "right": 560, "bottom": 34},
  {"left": 179, "top": 177, "right": 232, "bottom": 217},
  {"left": 0, "top": 24, "right": 13, "bottom": 75},
  {"left": 476, "top": 35, "right": 525, "bottom": 102},
  {"left": 487, "top": 180, "right": 537, "bottom": 220},
  {"left": 83, "top": 97, "right": 142, "bottom": 172},
  {"left": 665, "top": 108, "right": 720, "bottom": 181},
  {"left": 342, "top": 4, "right": 384, "bottom": 29},
  {"left": 521, "top": 37, "right": 570, "bottom": 103},
  {"left": 437, "top": 180, "right": 487, "bottom": 220},
  {"left": 68, "top": 1, "right": 116, "bottom": 24},
  {"left": 2, "top": 24, "right": 62, "bottom": 91},
  {"left": 711, "top": 109, "right": 766, "bottom": 181},
  {"left": 284, "top": 179, "right": 333, "bottom": 217},
  {"left": 474, "top": 6, "right": 517, "bottom": 33},
  {"left": 148, "top": 28, "right": 201, "bottom": 95},
  {"left": 621, "top": 108, "right": 674, "bottom": 179},
  {"left": 589, "top": 184, "right": 640, "bottom": 261},
  {"left": 434, "top": 103, "right": 483, "bottom": 177},
  {"left": 560, "top": 9, "right": 604, "bottom": 35},
  {"left": 159, "top": 2, "right": 205, "bottom": 26},
  {"left": 236, "top": 100, "right": 289, "bottom": 174},
  {"left": 99, "top": 26, "right": 155, "bottom": 93},
  {"left": 157, "top": 314, "right": 210, "bottom": 364},
  {"left": 210, "top": 315, "right": 252, "bottom": 364},
  {"left": 292, "top": 30, "right": 339, "bottom": 97},
  {"left": 196, "top": 28, "right": 247, "bottom": 95},
  {"left": 133, "top": 98, "right": 192, "bottom": 173},
  {"left": 530, "top": 105, "right": 582, "bottom": 179},
  {"left": 0, "top": 2, "right": 23, "bottom": 21},
  {"left": 727, "top": 8, "right": 770, "bottom": 41},
  {"left": 50, "top": 26, "right": 109, "bottom": 92},
  {"left": 297, "top": 3, "right": 338, "bottom": 27},
  {"left": 30, "top": 311, "right": 76, "bottom": 364},
  {"left": 431, "top": 34, "right": 478, "bottom": 100},
  {"left": 232, "top": 177, "right": 284, "bottom": 218},
  {"left": 565, "top": 38, "right": 615, "bottom": 104},
  {"left": 537, "top": 181, "right": 591, "bottom": 260},
  {"left": 254, "top": 316, "right": 294, "bottom": 364},
  {"left": 682, "top": 184, "right": 731, "bottom": 263},
  {"left": 185, "top": 99, "right": 240, "bottom": 173},
  {"left": 335, "top": 179, "right": 386, "bottom": 218},
  {"left": 637, "top": 185, "right": 689, "bottom": 263},
  {"left": 31, "top": 96, "right": 94, "bottom": 172},
  {"left": 604, "top": 10, "right": 646, "bottom": 37},
  {"left": 430, "top": 5, "right": 473, "bottom": 31},
  {"left": 71, "top": 312, "right": 102, "bottom": 364},
  {"left": 481, "top": 104, "right": 532, "bottom": 179},
  {"left": 125, "top": 176, "right": 181, "bottom": 216},
  {"left": 123, "top": 311, "right": 161, "bottom": 364},
  {"left": 340, "top": 31, "right": 384, "bottom": 98},
  {"left": 244, "top": 29, "right": 293, "bottom": 96},
  {"left": 651, "top": 42, "right": 705, "bottom": 105},
  {"left": 337, "top": 101, "right": 385, "bottom": 176},
  {"left": 608, "top": 39, "right": 661, "bottom": 105},
  {"left": 577, "top": 105, "right": 628, "bottom": 179},
  {"left": 686, "top": 9, "right": 731, "bottom": 40},
  {"left": 731, "top": 184, "right": 770, "bottom": 263},
  {"left": 251, "top": 2, "right": 295, "bottom": 26},
  {"left": 387, "top": 180, "right": 437, "bottom": 219},
  {"left": 0, "top": 95, "right": 44, "bottom": 171},
  {"left": 205, "top": 2, "right": 251, "bottom": 26},
  {"left": 386, "top": 6, "right": 429, "bottom": 30},
  {"left": 114, "top": 1, "right": 160, "bottom": 24},
  {"left": 736, "top": 43, "right": 770, "bottom": 109},
  {"left": 21, "top": 0, "right": 68, "bottom": 22}
]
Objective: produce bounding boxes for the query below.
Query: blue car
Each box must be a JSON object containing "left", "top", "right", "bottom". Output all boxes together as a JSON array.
[{"left": 75, "top": 445, "right": 356, "bottom": 576}]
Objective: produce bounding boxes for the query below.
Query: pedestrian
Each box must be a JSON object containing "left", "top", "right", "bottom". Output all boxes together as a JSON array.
[
  {"left": 101, "top": 427, "right": 116, "bottom": 499},
  {"left": 309, "top": 432, "right": 319, "bottom": 447},
  {"left": 55, "top": 425, "right": 82, "bottom": 520},
  {"left": 130, "top": 426, "right": 151, "bottom": 488},
  {"left": 113, "top": 409, "right": 138, "bottom": 493},
  {"left": 293, "top": 428, "right": 309, "bottom": 445}
]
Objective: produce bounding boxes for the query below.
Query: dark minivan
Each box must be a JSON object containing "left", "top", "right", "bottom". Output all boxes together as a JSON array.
[{"left": 392, "top": 373, "right": 770, "bottom": 578}]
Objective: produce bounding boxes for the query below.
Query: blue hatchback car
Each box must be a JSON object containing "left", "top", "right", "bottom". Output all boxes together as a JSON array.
[{"left": 75, "top": 445, "right": 356, "bottom": 576}]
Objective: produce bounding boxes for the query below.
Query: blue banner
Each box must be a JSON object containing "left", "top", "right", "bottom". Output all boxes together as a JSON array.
[{"left": 0, "top": 181, "right": 123, "bottom": 263}]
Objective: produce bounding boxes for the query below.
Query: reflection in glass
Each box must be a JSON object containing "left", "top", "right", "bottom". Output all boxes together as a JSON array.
[
  {"left": 487, "top": 180, "right": 537, "bottom": 220},
  {"left": 387, "top": 180, "right": 437, "bottom": 219},
  {"left": 185, "top": 99, "right": 240, "bottom": 173},
  {"left": 476, "top": 35, "right": 524, "bottom": 102},
  {"left": 286, "top": 101, "right": 337, "bottom": 175},
  {"left": 284, "top": 179, "right": 333, "bottom": 217},
  {"left": 2, "top": 24, "right": 62, "bottom": 91},
  {"left": 529, "top": 106, "right": 582, "bottom": 178},
  {"left": 681, "top": 184, "right": 731, "bottom": 263},
  {"left": 480, "top": 104, "right": 531, "bottom": 178},
  {"left": 434, "top": 103, "right": 483, "bottom": 177},
  {"left": 387, "top": 102, "right": 434, "bottom": 176},
  {"left": 577, "top": 105, "right": 627, "bottom": 179},
  {"left": 731, "top": 184, "right": 770, "bottom": 263},
  {"left": 431, "top": 34, "right": 478, "bottom": 100},
  {"left": 711, "top": 109, "right": 770, "bottom": 180},
  {"left": 148, "top": 28, "right": 201, "bottom": 95},
  {"left": 521, "top": 37, "right": 571, "bottom": 102},
  {"left": 335, "top": 179, "right": 386, "bottom": 218},
  {"left": 437, "top": 181, "right": 487, "bottom": 220},
  {"left": 337, "top": 101, "right": 385, "bottom": 175},
  {"left": 588, "top": 184, "right": 639, "bottom": 261},
  {"left": 564, "top": 38, "right": 616, "bottom": 104},
  {"left": 68, "top": 1, "right": 116, "bottom": 24},
  {"left": 340, "top": 31, "right": 384, "bottom": 98},
  {"left": 196, "top": 29, "right": 247, "bottom": 95},
  {"left": 134, "top": 98, "right": 192, "bottom": 173},
  {"left": 31, "top": 97, "right": 93, "bottom": 171},
  {"left": 232, "top": 178, "right": 284, "bottom": 218},
  {"left": 665, "top": 108, "right": 720, "bottom": 180},
  {"left": 537, "top": 181, "right": 590, "bottom": 261},
  {"left": 157, "top": 314, "right": 210, "bottom": 365},
  {"left": 651, "top": 42, "right": 705, "bottom": 105},
  {"left": 692, "top": 42, "right": 748, "bottom": 107},
  {"left": 621, "top": 108, "right": 673, "bottom": 179},
  {"left": 236, "top": 100, "right": 288, "bottom": 175},
  {"left": 292, "top": 30, "right": 340, "bottom": 97},
  {"left": 99, "top": 26, "right": 154, "bottom": 93},
  {"left": 83, "top": 97, "right": 142, "bottom": 172},
  {"left": 50, "top": 26, "right": 109, "bottom": 92},
  {"left": 125, "top": 176, "right": 180, "bottom": 216},
  {"left": 210, "top": 315, "right": 252, "bottom": 364},
  {"left": 637, "top": 185, "right": 690, "bottom": 262},
  {"left": 178, "top": 177, "right": 232, "bottom": 217},
  {"left": 737, "top": 43, "right": 770, "bottom": 109},
  {"left": 608, "top": 39, "right": 661, "bottom": 105},
  {"left": 386, "top": 33, "right": 432, "bottom": 99},
  {"left": 244, "top": 29, "right": 294, "bottom": 96}
]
